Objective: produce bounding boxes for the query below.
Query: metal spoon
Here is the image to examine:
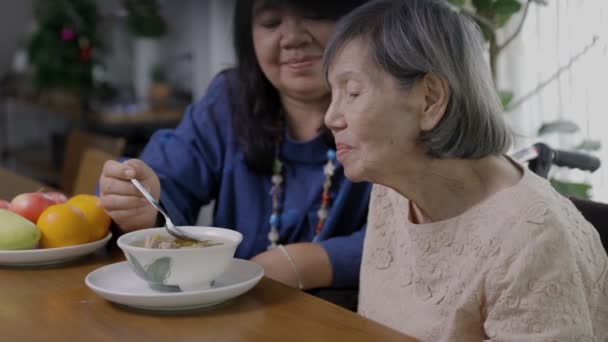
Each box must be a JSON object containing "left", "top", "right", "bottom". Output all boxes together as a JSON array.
[{"left": 130, "top": 178, "right": 199, "bottom": 243}]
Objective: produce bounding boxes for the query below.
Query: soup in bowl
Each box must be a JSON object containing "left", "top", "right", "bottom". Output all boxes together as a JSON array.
[{"left": 117, "top": 226, "right": 243, "bottom": 291}]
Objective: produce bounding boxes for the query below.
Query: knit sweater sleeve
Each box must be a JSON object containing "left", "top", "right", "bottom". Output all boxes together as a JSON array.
[{"left": 482, "top": 201, "right": 608, "bottom": 341}]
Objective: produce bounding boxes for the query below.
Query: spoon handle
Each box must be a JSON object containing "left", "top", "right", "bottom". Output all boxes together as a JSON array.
[
  {"left": 131, "top": 179, "right": 161, "bottom": 211},
  {"left": 130, "top": 178, "right": 196, "bottom": 242},
  {"left": 130, "top": 179, "right": 172, "bottom": 225}
]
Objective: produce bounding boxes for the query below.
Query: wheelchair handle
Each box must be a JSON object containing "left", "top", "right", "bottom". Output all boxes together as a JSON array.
[{"left": 552, "top": 149, "right": 601, "bottom": 173}]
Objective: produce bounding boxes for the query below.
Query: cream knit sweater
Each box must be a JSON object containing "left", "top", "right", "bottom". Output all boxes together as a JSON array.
[{"left": 359, "top": 168, "right": 608, "bottom": 341}]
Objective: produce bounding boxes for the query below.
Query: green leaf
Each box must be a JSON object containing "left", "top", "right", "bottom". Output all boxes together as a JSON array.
[
  {"left": 448, "top": 0, "right": 466, "bottom": 6},
  {"left": 496, "top": 13, "right": 514, "bottom": 27},
  {"left": 124, "top": 0, "right": 168, "bottom": 37},
  {"left": 497, "top": 90, "right": 514, "bottom": 108},
  {"left": 576, "top": 139, "right": 602, "bottom": 151},
  {"left": 476, "top": 20, "right": 495, "bottom": 41},
  {"left": 538, "top": 120, "right": 580, "bottom": 135},
  {"left": 126, "top": 253, "right": 148, "bottom": 280},
  {"left": 530, "top": 0, "right": 548, "bottom": 5},
  {"left": 472, "top": 0, "right": 493, "bottom": 12},
  {"left": 493, "top": 0, "right": 522, "bottom": 27},
  {"left": 145, "top": 257, "right": 173, "bottom": 284},
  {"left": 493, "top": 0, "right": 522, "bottom": 14},
  {"left": 550, "top": 179, "right": 591, "bottom": 199}
]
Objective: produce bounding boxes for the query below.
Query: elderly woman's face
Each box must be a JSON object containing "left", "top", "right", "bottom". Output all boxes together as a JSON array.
[
  {"left": 325, "top": 39, "right": 428, "bottom": 183},
  {"left": 252, "top": 1, "right": 335, "bottom": 101}
]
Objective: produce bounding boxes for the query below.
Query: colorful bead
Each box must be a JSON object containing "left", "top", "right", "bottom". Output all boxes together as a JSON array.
[
  {"left": 267, "top": 143, "right": 335, "bottom": 250},
  {"left": 269, "top": 214, "right": 280, "bottom": 226},
  {"left": 273, "top": 159, "right": 283, "bottom": 174},
  {"left": 315, "top": 219, "right": 325, "bottom": 234},
  {"left": 269, "top": 185, "right": 281, "bottom": 197},
  {"left": 324, "top": 161, "right": 335, "bottom": 176},
  {"left": 326, "top": 149, "right": 336, "bottom": 161},
  {"left": 271, "top": 174, "right": 283, "bottom": 185},
  {"left": 317, "top": 208, "right": 328, "bottom": 219},
  {"left": 267, "top": 227, "right": 279, "bottom": 249},
  {"left": 322, "top": 192, "right": 330, "bottom": 202}
]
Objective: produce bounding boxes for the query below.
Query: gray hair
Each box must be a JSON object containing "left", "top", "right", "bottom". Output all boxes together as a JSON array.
[{"left": 323, "top": 0, "right": 511, "bottom": 159}]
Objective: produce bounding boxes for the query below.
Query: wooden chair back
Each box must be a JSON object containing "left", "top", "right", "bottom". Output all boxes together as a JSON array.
[
  {"left": 72, "top": 148, "right": 118, "bottom": 195},
  {"left": 61, "top": 129, "right": 125, "bottom": 195}
]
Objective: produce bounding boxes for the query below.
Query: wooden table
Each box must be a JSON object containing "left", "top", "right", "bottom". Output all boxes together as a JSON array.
[
  {"left": 0, "top": 167, "right": 414, "bottom": 341},
  {"left": 0, "top": 166, "right": 55, "bottom": 200}
]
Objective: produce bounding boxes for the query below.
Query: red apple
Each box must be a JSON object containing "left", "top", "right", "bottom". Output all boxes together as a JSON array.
[
  {"left": 0, "top": 199, "right": 10, "bottom": 210},
  {"left": 9, "top": 192, "right": 56, "bottom": 223},
  {"left": 45, "top": 192, "right": 68, "bottom": 204}
]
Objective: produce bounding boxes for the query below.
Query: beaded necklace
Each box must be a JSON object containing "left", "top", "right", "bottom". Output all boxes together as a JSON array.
[{"left": 267, "top": 141, "right": 337, "bottom": 250}]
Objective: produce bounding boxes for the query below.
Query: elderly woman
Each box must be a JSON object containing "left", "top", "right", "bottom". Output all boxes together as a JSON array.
[{"left": 323, "top": 0, "right": 608, "bottom": 341}]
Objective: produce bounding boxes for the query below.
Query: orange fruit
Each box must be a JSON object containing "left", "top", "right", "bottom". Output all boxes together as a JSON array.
[
  {"left": 67, "top": 194, "right": 111, "bottom": 242},
  {"left": 37, "top": 204, "right": 93, "bottom": 248}
]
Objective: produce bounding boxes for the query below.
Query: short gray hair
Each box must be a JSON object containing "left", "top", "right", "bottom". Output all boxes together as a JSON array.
[{"left": 323, "top": 0, "right": 511, "bottom": 159}]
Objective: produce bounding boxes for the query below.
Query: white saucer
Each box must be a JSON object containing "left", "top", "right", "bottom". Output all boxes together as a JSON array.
[
  {"left": 85, "top": 259, "right": 264, "bottom": 311},
  {"left": 0, "top": 233, "right": 112, "bottom": 266}
]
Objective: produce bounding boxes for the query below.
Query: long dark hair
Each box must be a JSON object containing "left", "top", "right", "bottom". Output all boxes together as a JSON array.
[{"left": 230, "top": 0, "right": 368, "bottom": 173}]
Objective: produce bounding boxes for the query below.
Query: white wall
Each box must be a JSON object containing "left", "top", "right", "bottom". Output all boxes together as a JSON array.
[
  {"left": 498, "top": 0, "right": 608, "bottom": 201},
  {"left": 0, "top": 0, "right": 34, "bottom": 77},
  {"left": 191, "top": 0, "right": 236, "bottom": 100}
]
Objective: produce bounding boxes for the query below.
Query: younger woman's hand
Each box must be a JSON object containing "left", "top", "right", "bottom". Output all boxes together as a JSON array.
[{"left": 99, "top": 159, "right": 161, "bottom": 231}]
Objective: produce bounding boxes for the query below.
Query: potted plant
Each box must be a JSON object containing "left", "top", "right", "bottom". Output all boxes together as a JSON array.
[
  {"left": 447, "top": 0, "right": 547, "bottom": 108},
  {"left": 123, "top": 0, "right": 168, "bottom": 102},
  {"left": 149, "top": 64, "right": 171, "bottom": 108},
  {"left": 449, "top": 1, "right": 603, "bottom": 198},
  {"left": 27, "top": 0, "right": 102, "bottom": 108}
]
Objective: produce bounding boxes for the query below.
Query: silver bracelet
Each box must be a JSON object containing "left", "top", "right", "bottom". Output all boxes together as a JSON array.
[{"left": 277, "top": 244, "right": 304, "bottom": 290}]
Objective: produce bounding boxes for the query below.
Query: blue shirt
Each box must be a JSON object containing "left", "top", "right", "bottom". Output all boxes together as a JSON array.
[{"left": 139, "top": 71, "right": 372, "bottom": 288}]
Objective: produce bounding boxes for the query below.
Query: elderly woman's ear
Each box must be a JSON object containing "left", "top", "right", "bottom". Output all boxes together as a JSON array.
[{"left": 419, "top": 73, "right": 450, "bottom": 131}]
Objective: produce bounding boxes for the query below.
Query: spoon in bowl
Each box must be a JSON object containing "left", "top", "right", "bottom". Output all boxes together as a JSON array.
[{"left": 130, "top": 178, "right": 200, "bottom": 243}]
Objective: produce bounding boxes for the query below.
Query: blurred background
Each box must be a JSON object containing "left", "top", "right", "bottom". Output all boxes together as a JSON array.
[
  {"left": 0, "top": 0, "right": 235, "bottom": 193},
  {"left": 0, "top": 0, "right": 607, "bottom": 203}
]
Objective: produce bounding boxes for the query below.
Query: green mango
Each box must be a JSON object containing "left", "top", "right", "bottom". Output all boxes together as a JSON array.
[{"left": 0, "top": 209, "right": 41, "bottom": 250}]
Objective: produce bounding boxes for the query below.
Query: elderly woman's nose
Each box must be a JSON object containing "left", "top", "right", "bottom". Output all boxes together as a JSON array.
[
  {"left": 325, "top": 101, "right": 346, "bottom": 131},
  {"left": 280, "top": 17, "right": 312, "bottom": 48}
]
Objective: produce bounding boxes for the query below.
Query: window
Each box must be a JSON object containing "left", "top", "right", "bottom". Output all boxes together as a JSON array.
[{"left": 500, "top": 0, "right": 608, "bottom": 201}]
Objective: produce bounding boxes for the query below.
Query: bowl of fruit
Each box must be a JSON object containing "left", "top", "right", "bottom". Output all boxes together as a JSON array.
[{"left": 0, "top": 192, "right": 112, "bottom": 266}]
